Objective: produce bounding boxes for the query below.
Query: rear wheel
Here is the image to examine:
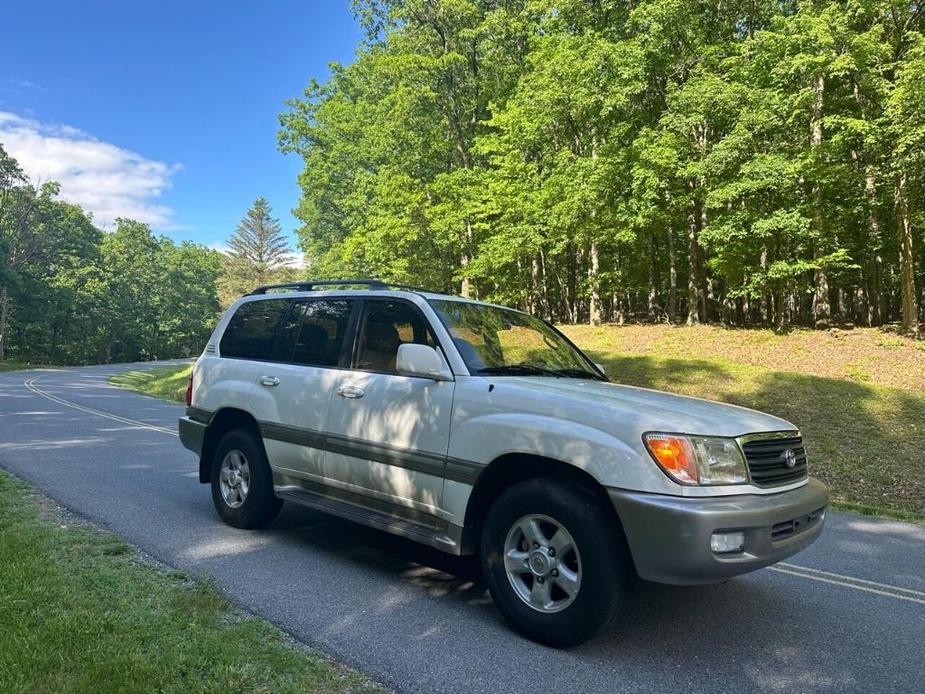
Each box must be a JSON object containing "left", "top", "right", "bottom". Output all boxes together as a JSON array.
[
  {"left": 480, "top": 478, "right": 633, "bottom": 647},
  {"left": 210, "top": 428, "right": 282, "bottom": 529}
]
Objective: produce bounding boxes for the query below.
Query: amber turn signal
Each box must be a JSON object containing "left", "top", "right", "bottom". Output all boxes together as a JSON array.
[{"left": 643, "top": 434, "right": 699, "bottom": 484}]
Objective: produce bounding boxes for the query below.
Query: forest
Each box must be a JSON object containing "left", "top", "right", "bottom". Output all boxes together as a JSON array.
[
  {"left": 0, "top": 145, "right": 221, "bottom": 365},
  {"left": 3, "top": 1, "right": 924, "bottom": 367},
  {"left": 280, "top": 0, "right": 925, "bottom": 331},
  {"left": 0, "top": 144, "right": 299, "bottom": 365}
]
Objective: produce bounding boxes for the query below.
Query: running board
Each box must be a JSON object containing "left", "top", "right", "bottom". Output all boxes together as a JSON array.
[{"left": 274, "top": 485, "right": 462, "bottom": 554}]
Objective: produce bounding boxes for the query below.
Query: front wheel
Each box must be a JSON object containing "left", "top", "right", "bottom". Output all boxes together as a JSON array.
[
  {"left": 210, "top": 428, "right": 282, "bottom": 529},
  {"left": 481, "top": 478, "right": 633, "bottom": 647}
]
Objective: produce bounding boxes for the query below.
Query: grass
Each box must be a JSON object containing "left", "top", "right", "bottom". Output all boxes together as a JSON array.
[
  {"left": 109, "top": 326, "right": 925, "bottom": 518},
  {"left": 561, "top": 324, "right": 925, "bottom": 518},
  {"left": 0, "top": 360, "right": 50, "bottom": 372},
  {"left": 110, "top": 364, "right": 192, "bottom": 402},
  {"left": 0, "top": 469, "right": 381, "bottom": 694}
]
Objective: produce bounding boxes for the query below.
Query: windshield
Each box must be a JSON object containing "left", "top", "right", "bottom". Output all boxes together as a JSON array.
[{"left": 428, "top": 300, "right": 604, "bottom": 380}]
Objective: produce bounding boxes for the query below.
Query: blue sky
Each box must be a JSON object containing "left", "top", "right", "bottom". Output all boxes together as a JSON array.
[{"left": 0, "top": 1, "right": 363, "bottom": 253}]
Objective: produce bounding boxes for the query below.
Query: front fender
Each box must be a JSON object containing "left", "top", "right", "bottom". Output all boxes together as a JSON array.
[{"left": 448, "top": 412, "right": 666, "bottom": 491}]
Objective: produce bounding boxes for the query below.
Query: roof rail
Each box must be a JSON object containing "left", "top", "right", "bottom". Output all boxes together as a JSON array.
[{"left": 246, "top": 278, "right": 445, "bottom": 296}]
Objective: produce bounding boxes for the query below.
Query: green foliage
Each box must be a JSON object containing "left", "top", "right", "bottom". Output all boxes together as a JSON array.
[
  {"left": 282, "top": 0, "right": 925, "bottom": 329},
  {"left": 221, "top": 197, "right": 297, "bottom": 303},
  {"left": 0, "top": 146, "right": 221, "bottom": 365}
]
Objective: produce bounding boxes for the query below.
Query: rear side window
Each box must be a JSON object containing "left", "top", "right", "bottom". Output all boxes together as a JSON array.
[
  {"left": 275, "top": 299, "right": 353, "bottom": 367},
  {"left": 355, "top": 300, "right": 436, "bottom": 373},
  {"left": 219, "top": 299, "right": 290, "bottom": 360}
]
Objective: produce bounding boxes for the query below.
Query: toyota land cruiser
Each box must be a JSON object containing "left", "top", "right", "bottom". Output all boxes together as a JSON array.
[{"left": 179, "top": 279, "right": 828, "bottom": 646}]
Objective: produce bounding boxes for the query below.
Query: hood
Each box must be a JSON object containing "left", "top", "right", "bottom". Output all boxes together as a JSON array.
[{"left": 487, "top": 376, "right": 796, "bottom": 439}]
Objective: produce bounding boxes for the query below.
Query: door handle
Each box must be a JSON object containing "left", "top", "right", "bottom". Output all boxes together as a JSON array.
[
  {"left": 336, "top": 384, "right": 365, "bottom": 399},
  {"left": 259, "top": 376, "right": 280, "bottom": 387}
]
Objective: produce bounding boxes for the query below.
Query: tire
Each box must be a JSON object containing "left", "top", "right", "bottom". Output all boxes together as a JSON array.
[
  {"left": 480, "top": 478, "right": 633, "bottom": 647},
  {"left": 210, "top": 428, "right": 282, "bottom": 529}
]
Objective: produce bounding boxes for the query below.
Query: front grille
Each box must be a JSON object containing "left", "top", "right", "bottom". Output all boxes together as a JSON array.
[{"left": 741, "top": 434, "right": 808, "bottom": 487}]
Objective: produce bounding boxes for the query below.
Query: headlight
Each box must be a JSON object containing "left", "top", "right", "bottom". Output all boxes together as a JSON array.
[{"left": 643, "top": 433, "right": 748, "bottom": 485}]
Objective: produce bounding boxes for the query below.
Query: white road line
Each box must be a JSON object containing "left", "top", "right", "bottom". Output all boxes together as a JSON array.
[
  {"left": 23, "top": 377, "right": 178, "bottom": 437},
  {"left": 778, "top": 562, "right": 925, "bottom": 598},
  {"left": 19, "top": 376, "right": 925, "bottom": 608},
  {"left": 768, "top": 566, "right": 925, "bottom": 605}
]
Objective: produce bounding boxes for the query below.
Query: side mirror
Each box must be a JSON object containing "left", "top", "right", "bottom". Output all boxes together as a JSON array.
[{"left": 396, "top": 343, "right": 453, "bottom": 381}]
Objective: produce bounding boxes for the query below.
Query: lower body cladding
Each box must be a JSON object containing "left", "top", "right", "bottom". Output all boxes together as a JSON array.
[
  {"left": 179, "top": 416, "right": 205, "bottom": 456},
  {"left": 608, "top": 478, "right": 828, "bottom": 585}
]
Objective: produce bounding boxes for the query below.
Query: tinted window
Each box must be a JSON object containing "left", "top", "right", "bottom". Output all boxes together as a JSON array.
[
  {"left": 428, "top": 299, "right": 601, "bottom": 379},
  {"left": 219, "top": 299, "right": 290, "bottom": 360},
  {"left": 355, "top": 300, "right": 436, "bottom": 373},
  {"left": 275, "top": 299, "right": 353, "bottom": 367}
]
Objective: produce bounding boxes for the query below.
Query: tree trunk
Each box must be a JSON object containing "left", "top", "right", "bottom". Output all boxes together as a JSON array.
[
  {"left": 773, "top": 290, "right": 786, "bottom": 330},
  {"left": 612, "top": 290, "right": 625, "bottom": 325},
  {"left": 0, "top": 285, "right": 8, "bottom": 362},
  {"left": 810, "top": 73, "right": 831, "bottom": 326},
  {"left": 567, "top": 243, "right": 577, "bottom": 323},
  {"left": 852, "top": 79, "right": 886, "bottom": 326},
  {"left": 647, "top": 232, "right": 659, "bottom": 321},
  {"left": 587, "top": 130, "right": 603, "bottom": 325},
  {"left": 705, "top": 276, "right": 714, "bottom": 321},
  {"left": 837, "top": 288, "right": 847, "bottom": 321},
  {"left": 686, "top": 189, "right": 702, "bottom": 326},
  {"left": 529, "top": 255, "right": 541, "bottom": 316},
  {"left": 854, "top": 286, "right": 867, "bottom": 325},
  {"left": 460, "top": 218, "right": 474, "bottom": 298},
  {"left": 588, "top": 242, "right": 601, "bottom": 325},
  {"left": 759, "top": 248, "right": 770, "bottom": 324},
  {"left": 863, "top": 170, "right": 886, "bottom": 325},
  {"left": 895, "top": 170, "right": 920, "bottom": 334},
  {"left": 667, "top": 224, "right": 678, "bottom": 323}
]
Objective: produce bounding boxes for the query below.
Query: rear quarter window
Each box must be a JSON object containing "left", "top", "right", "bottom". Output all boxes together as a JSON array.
[{"left": 219, "top": 299, "right": 291, "bottom": 360}]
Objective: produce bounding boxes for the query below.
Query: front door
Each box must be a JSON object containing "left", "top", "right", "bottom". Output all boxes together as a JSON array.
[{"left": 323, "top": 299, "right": 454, "bottom": 525}]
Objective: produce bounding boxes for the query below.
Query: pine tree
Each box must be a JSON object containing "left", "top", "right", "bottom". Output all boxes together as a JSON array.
[
  {"left": 224, "top": 198, "right": 292, "bottom": 296},
  {"left": 227, "top": 197, "right": 291, "bottom": 282}
]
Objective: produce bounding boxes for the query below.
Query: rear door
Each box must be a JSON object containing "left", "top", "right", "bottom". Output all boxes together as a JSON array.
[
  {"left": 323, "top": 299, "right": 455, "bottom": 524},
  {"left": 209, "top": 298, "right": 292, "bottom": 418},
  {"left": 252, "top": 298, "right": 356, "bottom": 483}
]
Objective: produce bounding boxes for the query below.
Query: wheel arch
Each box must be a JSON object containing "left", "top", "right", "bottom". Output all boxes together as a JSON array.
[
  {"left": 199, "top": 408, "right": 261, "bottom": 483},
  {"left": 462, "top": 453, "right": 622, "bottom": 546}
]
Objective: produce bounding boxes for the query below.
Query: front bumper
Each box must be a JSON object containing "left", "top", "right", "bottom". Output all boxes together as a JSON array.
[
  {"left": 178, "top": 416, "right": 206, "bottom": 456},
  {"left": 609, "top": 477, "right": 828, "bottom": 585}
]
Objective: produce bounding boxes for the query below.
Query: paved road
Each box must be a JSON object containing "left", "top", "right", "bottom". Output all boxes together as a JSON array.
[{"left": 2, "top": 363, "right": 924, "bottom": 693}]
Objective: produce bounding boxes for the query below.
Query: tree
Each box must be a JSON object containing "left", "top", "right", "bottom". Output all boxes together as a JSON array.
[
  {"left": 887, "top": 15, "right": 925, "bottom": 335},
  {"left": 280, "top": 0, "right": 924, "bottom": 333},
  {"left": 0, "top": 145, "right": 222, "bottom": 364},
  {"left": 220, "top": 197, "right": 294, "bottom": 303},
  {"left": 0, "top": 144, "right": 27, "bottom": 360}
]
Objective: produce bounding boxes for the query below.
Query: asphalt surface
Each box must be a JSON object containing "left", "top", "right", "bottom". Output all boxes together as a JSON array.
[{"left": 1, "top": 362, "right": 924, "bottom": 693}]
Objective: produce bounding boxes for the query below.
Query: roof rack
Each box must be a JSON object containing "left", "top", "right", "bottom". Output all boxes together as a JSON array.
[{"left": 246, "top": 278, "right": 444, "bottom": 296}]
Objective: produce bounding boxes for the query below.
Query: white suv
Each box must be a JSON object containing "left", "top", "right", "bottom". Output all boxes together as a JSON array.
[{"left": 179, "top": 279, "right": 827, "bottom": 646}]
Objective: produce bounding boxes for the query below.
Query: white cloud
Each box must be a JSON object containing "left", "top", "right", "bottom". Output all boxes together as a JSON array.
[
  {"left": 282, "top": 251, "right": 306, "bottom": 268},
  {"left": 0, "top": 111, "right": 181, "bottom": 229}
]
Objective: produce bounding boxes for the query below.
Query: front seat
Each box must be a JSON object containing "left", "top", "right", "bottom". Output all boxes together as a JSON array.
[{"left": 361, "top": 320, "right": 402, "bottom": 372}]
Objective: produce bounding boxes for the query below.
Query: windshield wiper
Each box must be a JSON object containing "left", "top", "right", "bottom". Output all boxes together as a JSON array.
[
  {"left": 476, "top": 364, "right": 554, "bottom": 376},
  {"left": 476, "top": 364, "right": 604, "bottom": 380},
  {"left": 548, "top": 367, "right": 607, "bottom": 381}
]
